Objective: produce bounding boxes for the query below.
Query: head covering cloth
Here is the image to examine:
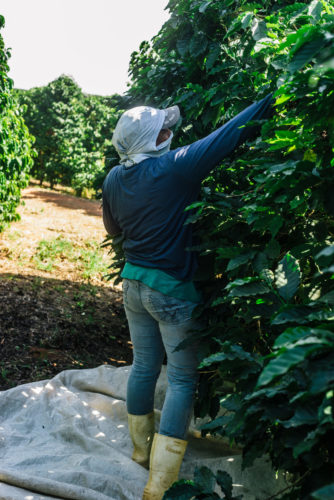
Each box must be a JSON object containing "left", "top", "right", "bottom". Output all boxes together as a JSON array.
[{"left": 112, "top": 105, "right": 180, "bottom": 167}]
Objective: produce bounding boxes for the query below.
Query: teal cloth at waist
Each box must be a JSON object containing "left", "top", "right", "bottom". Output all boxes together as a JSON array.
[{"left": 121, "top": 262, "right": 201, "bottom": 303}]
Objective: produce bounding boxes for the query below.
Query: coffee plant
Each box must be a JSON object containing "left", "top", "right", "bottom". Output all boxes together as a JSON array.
[
  {"left": 106, "top": 0, "right": 334, "bottom": 498},
  {"left": 0, "top": 15, "right": 34, "bottom": 231},
  {"left": 17, "top": 76, "right": 124, "bottom": 196}
]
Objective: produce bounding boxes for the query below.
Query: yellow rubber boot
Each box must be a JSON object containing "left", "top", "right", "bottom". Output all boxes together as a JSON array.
[
  {"left": 128, "top": 412, "right": 155, "bottom": 469},
  {"left": 142, "top": 433, "right": 187, "bottom": 500}
]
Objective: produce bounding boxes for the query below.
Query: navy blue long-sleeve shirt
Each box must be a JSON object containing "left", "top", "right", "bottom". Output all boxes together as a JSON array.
[{"left": 102, "top": 94, "right": 275, "bottom": 281}]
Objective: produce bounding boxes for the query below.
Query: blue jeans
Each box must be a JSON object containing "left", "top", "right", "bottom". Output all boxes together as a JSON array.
[{"left": 123, "top": 279, "right": 199, "bottom": 439}]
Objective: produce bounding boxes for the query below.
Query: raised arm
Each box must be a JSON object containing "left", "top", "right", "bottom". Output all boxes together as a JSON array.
[{"left": 171, "top": 93, "right": 275, "bottom": 184}]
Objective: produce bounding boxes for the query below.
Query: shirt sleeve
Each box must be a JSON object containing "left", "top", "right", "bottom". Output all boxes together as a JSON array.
[
  {"left": 102, "top": 174, "right": 122, "bottom": 237},
  {"left": 172, "top": 93, "right": 275, "bottom": 184}
]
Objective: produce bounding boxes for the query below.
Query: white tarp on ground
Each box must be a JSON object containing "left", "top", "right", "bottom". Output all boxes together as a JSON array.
[{"left": 0, "top": 365, "right": 287, "bottom": 500}]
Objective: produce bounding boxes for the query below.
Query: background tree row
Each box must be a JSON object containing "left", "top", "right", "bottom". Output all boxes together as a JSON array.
[
  {"left": 16, "top": 76, "right": 124, "bottom": 196},
  {"left": 109, "top": 1, "right": 334, "bottom": 498}
]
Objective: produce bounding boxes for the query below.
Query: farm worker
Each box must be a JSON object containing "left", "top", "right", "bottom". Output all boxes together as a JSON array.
[{"left": 102, "top": 93, "right": 275, "bottom": 500}]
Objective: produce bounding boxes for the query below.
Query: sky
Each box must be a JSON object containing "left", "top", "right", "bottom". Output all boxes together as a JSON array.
[{"left": 1, "top": 0, "right": 170, "bottom": 96}]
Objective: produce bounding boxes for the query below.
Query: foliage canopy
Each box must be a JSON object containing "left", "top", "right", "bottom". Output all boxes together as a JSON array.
[
  {"left": 16, "top": 76, "right": 123, "bottom": 196},
  {"left": 0, "top": 15, "right": 34, "bottom": 231},
  {"left": 108, "top": 0, "right": 334, "bottom": 498}
]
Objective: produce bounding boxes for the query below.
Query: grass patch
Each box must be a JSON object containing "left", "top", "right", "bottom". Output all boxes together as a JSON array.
[
  {"left": 34, "top": 237, "right": 74, "bottom": 271},
  {"left": 78, "top": 241, "right": 106, "bottom": 278},
  {"left": 7, "top": 230, "right": 22, "bottom": 241},
  {"left": 33, "top": 236, "right": 107, "bottom": 279}
]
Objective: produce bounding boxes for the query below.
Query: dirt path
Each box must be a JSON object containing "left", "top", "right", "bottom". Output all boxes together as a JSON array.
[
  {"left": 0, "top": 185, "right": 131, "bottom": 391},
  {"left": 0, "top": 185, "right": 111, "bottom": 282}
]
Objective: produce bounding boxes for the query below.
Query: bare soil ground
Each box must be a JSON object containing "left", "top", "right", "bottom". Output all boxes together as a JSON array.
[{"left": 0, "top": 184, "right": 132, "bottom": 391}]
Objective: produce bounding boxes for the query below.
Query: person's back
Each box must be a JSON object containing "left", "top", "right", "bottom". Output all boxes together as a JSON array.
[{"left": 104, "top": 152, "right": 200, "bottom": 280}]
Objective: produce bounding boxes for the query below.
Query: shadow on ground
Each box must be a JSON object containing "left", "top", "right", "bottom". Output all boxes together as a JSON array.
[
  {"left": 22, "top": 189, "right": 102, "bottom": 218},
  {"left": 0, "top": 273, "right": 132, "bottom": 391}
]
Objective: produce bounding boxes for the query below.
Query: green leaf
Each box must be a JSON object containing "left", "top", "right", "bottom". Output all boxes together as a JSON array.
[
  {"left": 268, "top": 215, "right": 284, "bottom": 238},
  {"left": 308, "top": 0, "right": 323, "bottom": 22},
  {"left": 279, "top": 3, "right": 307, "bottom": 15},
  {"left": 315, "top": 245, "right": 334, "bottom": 262},
  {"left": 251, "top": 18, "right": 267, "bottom": 41},
  {"left": 189, "top": 33, "right": 208, "bottom": 57},
  {"left": 216, "top": 470, "right": 233, "bottom": 498},
  {"left": 225, "top": 16, "right": 242, "bottom": 38},
  {"left": 164, "top": 480, "right": 201, "bottom": 499},
  {"left": 310, "top": 356, "right": 334, "bottom": 393},
  {"left": 268, "top": 160, "right": 297, "bottom": 174},
  {"left": 288, "top": 36, "right": 327, "bottom": 73},
  {"left": 257, "top": 344, "right": 325, "bottom": 387},
  {"left": 227, "top": 251, "right": 255, "bottom": 271},
  {"left": 201, "top": 415, "right": 233, "bottom": 431},
  {"left": 321, "top": 265, "right": 334, "bottom": 275},
  {"left": 220, "top": 394, "right": 243, "bottom": 412},
  {"left": 293, "top": 425, "right": 325, "bottom": 457},
  {"left": 306, "top": 310, "right": 334, "bottom": 322},
  {"left": 311, "top": 484, "right": 334, "bottom": 500},
  {"left": 199, "top": 343, "right": 256, "bottom": 368},
  {"left": 275, "top": 254, "right": 301, "bottom": 302},
  {"left": 271, "top": 55, "right": 289, "bottom": 71},
  {"left": 265, "top": 239, "right": 280, "bottom": 259},
  {"left": 278, "top": 24, "right": 316, "bottom": 52},
  {"left": 206, "top": 42, "right": 221, "bottom": 70},
  {"left": 318, "top": 291, "right": 334, "bottom": 305},
  {"left": 176, "top": 37, "right": 191, "bottom": 57},
  {"left": 199, "top": 0, "right": 211, "bottom": 13},
  {"left": 271, "top": 307, "right": 311, "bottom": 325},
  {"left": 242, "top": 12, "right": 253, "bottom": 29},
  {"left": 217, "top": 247, "right": 244, "bottom": 259},
  {"left": 228, "top": 281, "right": 270, "bottom": 297},
  {"left": 274, "top": 327, "right": 332, "bottom": 349},
  {"left": 274, "top": 326, "right": 326, "bottom": 349},
  {"left": 274, "top": 130, "right": 297, "bottom": 141},
  {"left": 253, "top": 252, "right": 268, "bottom": 274},
  {"left": 194, "top": 466, "right": 215, "bottom": 494},
  {"left": 279, "top": 404, "right": 318, "bottom": 428},
  {"left": 240, "top": 3, "right": 262, "bottom": 11}
]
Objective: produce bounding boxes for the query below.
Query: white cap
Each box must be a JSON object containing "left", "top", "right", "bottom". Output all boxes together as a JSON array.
[{"left": 163, "top": 105, "right": 180, "bottom": 128}]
